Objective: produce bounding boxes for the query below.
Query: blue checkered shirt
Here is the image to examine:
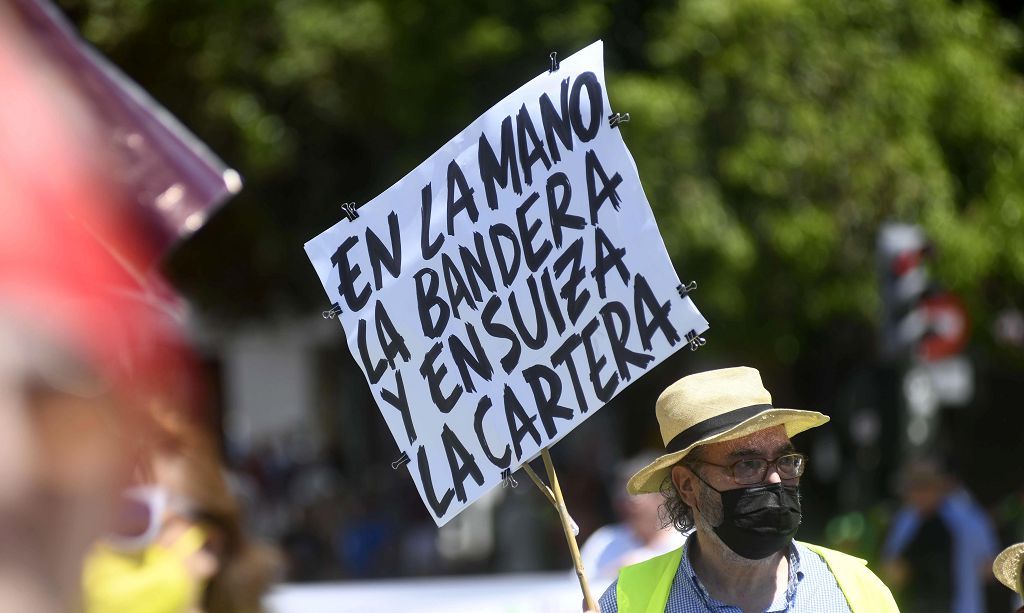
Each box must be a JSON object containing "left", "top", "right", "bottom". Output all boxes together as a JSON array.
[{"left": 597, "top": 539, "right": 852, "bottom": 612}]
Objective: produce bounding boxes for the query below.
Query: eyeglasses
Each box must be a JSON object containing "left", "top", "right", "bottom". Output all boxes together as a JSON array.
[{"left": 691, "top": 453, "right": 807, "bottom": 485}]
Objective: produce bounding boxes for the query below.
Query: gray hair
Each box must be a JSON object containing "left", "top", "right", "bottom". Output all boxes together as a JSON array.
[{"left": 657, "top": 449, "right": 705, "bottom": 533}]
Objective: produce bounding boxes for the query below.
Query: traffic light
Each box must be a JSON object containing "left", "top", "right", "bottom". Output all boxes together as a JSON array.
[
  {"left": 877, "top": 224, "right": 969, "bottom": 363},
  {"left": 878, "top": 223, "right": 933, "bottom": 360}
]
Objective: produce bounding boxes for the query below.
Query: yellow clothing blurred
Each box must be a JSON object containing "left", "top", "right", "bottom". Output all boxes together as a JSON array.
[{"left": 83, "top": 526, "right": 210, "bottom": 613}]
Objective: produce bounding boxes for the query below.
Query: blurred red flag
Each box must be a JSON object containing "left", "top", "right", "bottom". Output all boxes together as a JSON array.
[
  {"left": 9, "top": 0, "right": 241, "bottom": 266},
  {"left": 0, "top": 4, "right": 206, "bottom": 411}
]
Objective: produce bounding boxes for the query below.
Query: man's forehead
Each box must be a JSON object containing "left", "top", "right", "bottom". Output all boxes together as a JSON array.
[{"left": 698, "top": 425, "right": 792, "bottom": 460}]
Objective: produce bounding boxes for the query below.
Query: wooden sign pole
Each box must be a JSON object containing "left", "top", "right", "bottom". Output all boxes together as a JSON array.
[{"left": 521, "top": 448, "right": 598, "bottom": 611}]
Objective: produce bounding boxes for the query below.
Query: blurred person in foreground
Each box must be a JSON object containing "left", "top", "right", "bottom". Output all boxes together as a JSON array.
[
  {"left": 0, "top": 6, "right": 165, "bottom": 610},
  {"left": 881, "top": 456, "right": 998, "bottom": 613},
  {"left": 579, "top": 452, "right": 686, "bottom": 595},
  {"left": 82, "top": 389, "right": 282, "bottom": 613},
  {"left": 1, "top": 7, "right": 279, "bottom": 610},
  {"left": 597, "top": 366, "right": 898, "bottom": 612},
  {"left": 993, "top": 542, "right": 1024, "bottom": 612}
]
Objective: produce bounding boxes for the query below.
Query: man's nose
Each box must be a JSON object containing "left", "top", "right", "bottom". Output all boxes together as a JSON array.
[{"left": 765, "top": 465, "right": 783, "bottom": 484}]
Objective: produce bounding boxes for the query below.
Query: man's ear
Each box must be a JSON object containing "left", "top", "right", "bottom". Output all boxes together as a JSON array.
[{"left": 671, "top": 464, "right": 699, "bottom": 507}]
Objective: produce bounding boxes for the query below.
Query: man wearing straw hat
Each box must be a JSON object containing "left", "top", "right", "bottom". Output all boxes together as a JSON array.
[
  {"left": 993, "top": 542, "right": 1024, "bottom": 612},
  {"left": 597, "top": 366, "right": 898, "bottom": 612}
]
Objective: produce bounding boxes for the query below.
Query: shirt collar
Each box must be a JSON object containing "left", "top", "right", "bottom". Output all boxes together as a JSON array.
[{"left": 679, "top": 534, "right": 804, "bottom": 611}]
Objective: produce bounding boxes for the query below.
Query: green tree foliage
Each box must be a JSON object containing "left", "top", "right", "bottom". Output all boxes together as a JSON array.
[
  {"left": 59, "top": 0, "right": 649, "bottom": 313},
  {"left": 61, "top": 0, "right": 1024, "bottom": 363},
  {"left": 616, "top": 0, "right": 1024, "bottom": 360}
]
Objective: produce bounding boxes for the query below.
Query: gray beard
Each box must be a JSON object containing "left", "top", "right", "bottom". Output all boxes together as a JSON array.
[{"left": 695, "top": 480, "right": 724, "bottom": 527}]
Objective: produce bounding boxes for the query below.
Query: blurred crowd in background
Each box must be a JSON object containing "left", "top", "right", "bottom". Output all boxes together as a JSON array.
[{"left": 4, "top": 0, "right": 1024, "bottom": 611}]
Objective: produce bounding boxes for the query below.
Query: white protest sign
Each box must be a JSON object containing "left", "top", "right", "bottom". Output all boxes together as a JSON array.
[{"left": 306, "top": 41, "right": 708, "bottom": 526}]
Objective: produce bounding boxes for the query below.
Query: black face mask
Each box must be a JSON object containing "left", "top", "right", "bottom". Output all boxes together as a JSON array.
[{"left": 697, "top": 477, "right": 802, "bottom": 560}]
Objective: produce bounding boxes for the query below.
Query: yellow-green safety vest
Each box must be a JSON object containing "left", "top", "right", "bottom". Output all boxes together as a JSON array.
[{"left": 615, "top": 541, "right": 899, "bottom": 612}]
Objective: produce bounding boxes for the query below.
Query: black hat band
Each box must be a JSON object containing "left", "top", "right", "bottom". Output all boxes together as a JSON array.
[{"left": 664, "top": 404, "right": 774, "bottom": 454}]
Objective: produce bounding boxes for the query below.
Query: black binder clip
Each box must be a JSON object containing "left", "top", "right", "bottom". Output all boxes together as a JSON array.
[
  {"left": 608, "top": 112, "right": 630, "bottom": 129},
  {"left": 685, "top": 329, "right": 707, "bottom": 352},
  {"left": 676, "top": 281, "right": 698, "bottom": 299},
  {"left": 341, "top": 202, "right": 359, "bottom": 221},
  {"left": 549, "top": 51, "right": 559, "bottom": 73},
  {"left": 322, "top": 303, "right": 342, "bottom": 319},
  {"left": 391, "top": 451, "right": 411, "bottom": 470},
  {"left": 501, "top": 468, "right": 518, "bottom": 488}
]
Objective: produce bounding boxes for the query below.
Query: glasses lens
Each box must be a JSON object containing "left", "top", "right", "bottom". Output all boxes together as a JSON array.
[
  {"left": 733, "top": 459, "right": 767, "bottom": 484},
  {"left": 777, "top": 454, "right": 804, "bottom": 478}
]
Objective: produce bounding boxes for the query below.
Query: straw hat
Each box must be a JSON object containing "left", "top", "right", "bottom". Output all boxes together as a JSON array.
[
  {"left": 627, "top": 367, "right": 829, "bottom": 494},
  {"left": 993, "top": 542, "right": 1024, "bottom": 596}
]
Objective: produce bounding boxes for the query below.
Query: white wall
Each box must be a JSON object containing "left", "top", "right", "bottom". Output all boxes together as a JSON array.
[{"left": 220, "top": 318, "right": 333, "bottom": 450}]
